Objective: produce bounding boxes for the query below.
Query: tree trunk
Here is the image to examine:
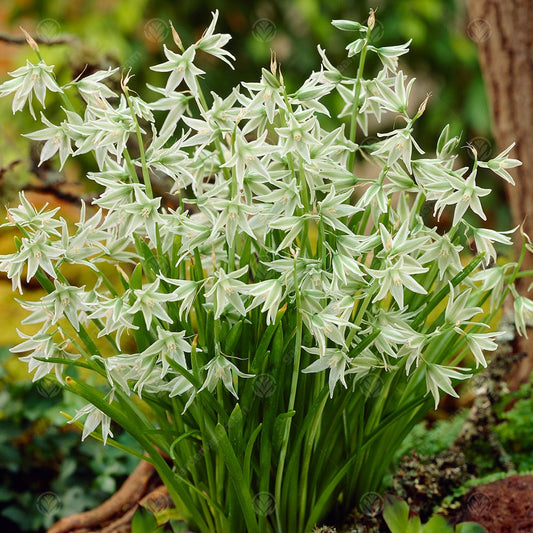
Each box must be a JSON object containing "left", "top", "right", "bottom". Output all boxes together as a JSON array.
[{"left": 466, "top": 0, "right": 533, "bottom": 387}]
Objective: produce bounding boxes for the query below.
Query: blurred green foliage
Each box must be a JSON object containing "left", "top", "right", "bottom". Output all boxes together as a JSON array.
[
  {"left": 2, "top": 0, "right": 506, "bottom": 222},
  {"left": 5, "top": 0, "right": 489, "bottom": 144},
  {"left": 0, "top": 348, "right": 139, "bottom": 532},
  {"left": 391, "top": 375, "right": 533, "bottom": 480},
  {"left": 494, "top": 375, "right": 533, "bottom": 472}
]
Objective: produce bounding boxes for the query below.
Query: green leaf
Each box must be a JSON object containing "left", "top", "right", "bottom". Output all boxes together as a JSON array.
[
  {"left": 239, "top": 237, "right": 252, "bottom": 275},
  {"left": 272, "top": 410, "right": 296, "bottom": 457},
  {"left": 205, "top": 309, "right": 215, "bottom": 356},
  {"left": 192, "top": 247, "right": 205, "bottom": 282},
  {"left": 243, "top": 423, "right": 262, "bottom": 484},
  {"left": 382, "top": 496, "right": 410, "bottom": 533},
  {"left": 153, "top": 508, "right": 184, "bottom": 525},
  {"left": 407, "top": 515, "right": 422, "bottom": 533},
  {"left": 225, "top": 320, "right": 244, "bottom": 355},
  {"left": 228, "top": 403, "right": 244, "bottom": 458},
  {"left": 250, "top": 320, "right": 284, "bottom": 373},
  {"left": 211, "top": 423, "right": 259, "bottom": 533},
  {"left": 422, "top": 514, "right": 451, "bottom": 533},
  {"left": 168, "top": 430, "right": 200, "bottom": 463},
  {"left": 130, "top": 262, "right": 144, "bottom": 290},
  {"left": 131, "top": 507, "right": 159, "bottom": 533},
  {"left": 456, "top": 522, "right": 488, "bottom": 533}
]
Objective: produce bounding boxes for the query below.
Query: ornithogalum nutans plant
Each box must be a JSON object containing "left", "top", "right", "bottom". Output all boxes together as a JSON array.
[{"left": 0, "top": 9, "right": 531, "bottom": 533}]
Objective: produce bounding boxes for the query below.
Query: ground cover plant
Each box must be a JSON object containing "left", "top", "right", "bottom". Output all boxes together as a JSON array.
[
  {"left": 0, "top": 348, "right": 138, "bottom": 531},
  {"left": 0, "top": 10, "right": 531, "bottom": 532}
]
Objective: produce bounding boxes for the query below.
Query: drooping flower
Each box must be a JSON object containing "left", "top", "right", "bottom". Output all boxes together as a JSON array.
[
  {"left": 0, "top": 60, "right": 62, "bottom": 117},
  {"left": 199, "top": 355, "right": 253, "bottom": 398},
  {"left": 70, "top": 403, "right": 114, "bottom": 445}
]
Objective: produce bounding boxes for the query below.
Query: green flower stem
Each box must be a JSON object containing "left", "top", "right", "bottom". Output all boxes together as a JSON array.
[
  {"left": 297, "top": 157, "right": 313, "bottom": 257},
  {"left": 93, "top": 267, "right": 120, "bottom": 297},
  {"left": 275, "top": 257, "right": 304, "bottom": 520},
  {"left": 193, "top": 401, "right": 222, "bottom": 533},
  {"left": 501, "top": 236, "right": 528, "bottom": 300},
  {"left": 123, "top": 149, "right": 140, "bottom": 184},
  {"left": 409, "top": 191, "right": 426, "bottom": 227},
  {"left": 213, "top": 134, "right": 238, "bottom": 272},
  {"left": 122, "top": 84, "right": 153, "bottom": 198},
  {"left": 215, "top": 382, "right": 226, "bottom": 513},
  {"left": 347, "top": 31, "right": 370, "bottom": 171},
  {"left": 298, "top": 391, "right": 328, "bottom": 530},
  {"left": 512, "top": 269, "right": 533, "bottom": 279},
  {"left": 413, "top": 253, "right": 485, "bottom": 331}
]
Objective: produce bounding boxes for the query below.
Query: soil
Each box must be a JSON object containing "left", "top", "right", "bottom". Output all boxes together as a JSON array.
[{"left": 451, "top": 474, "right": 533, "bottom": 533}]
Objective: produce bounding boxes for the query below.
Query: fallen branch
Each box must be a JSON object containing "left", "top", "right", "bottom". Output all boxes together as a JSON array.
[
  {"left": 0, "top": 31, "right": 77, "bottom": 46},
  {"left": 48, "top": 460, "right": 155, "bottom": 533}
]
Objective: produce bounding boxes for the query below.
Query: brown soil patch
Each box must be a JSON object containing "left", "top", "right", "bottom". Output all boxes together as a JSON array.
[{"left": 452, "top": 474, "right": 533, "bottom": 532}]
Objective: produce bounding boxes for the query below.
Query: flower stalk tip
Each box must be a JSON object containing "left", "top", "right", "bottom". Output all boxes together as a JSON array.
[{"left": 20, "top": 26, "right": 39, "bottom": 51}]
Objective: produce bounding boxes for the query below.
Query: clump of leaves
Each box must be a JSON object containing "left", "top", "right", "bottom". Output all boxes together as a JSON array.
[
  {"left": 383, "top": 495, "right": 486, "bottom": 533},
  {"left": 494, "top": 374, "right": 533, "bottom": 472},
  {"left": 391, "top": 450, "right": 471, "bottom": 521},
  {"left": 393, "top": 409, "right": 469, "bottom": 460}
]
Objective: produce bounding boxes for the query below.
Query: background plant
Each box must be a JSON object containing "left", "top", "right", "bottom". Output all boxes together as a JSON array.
[
  {"left": 383, "top": 495, "right": 486, "bottom": 533},
  {"left": 2, "top": 0, "right": 504, "bottom": 225},
  {"left": 0, "top": 10, "right": 530, "bottom": 533},
  {"left": 0, "top": 348, "right": 138, "bottom": 531}
]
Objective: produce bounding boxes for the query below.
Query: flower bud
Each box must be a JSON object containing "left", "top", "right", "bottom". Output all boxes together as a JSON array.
[
  {"left": 20, "top": 27, "right": 39, "bottom": 51},
  {"left": 368, "top": 9, "right": 376, "bottom": 31},
  {"left": 416, "top": 92, "right": 431, "bottom": 117},
  {"left": 170, "top": 21, "right": 183, "bottom": 50},
  {"left": 270, "top": 51, "right": 277, "bottom": 75}
]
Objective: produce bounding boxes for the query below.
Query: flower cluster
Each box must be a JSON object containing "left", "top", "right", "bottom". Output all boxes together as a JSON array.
[{"left": 0, "top": 11, "right": 530, "bottom": 532}]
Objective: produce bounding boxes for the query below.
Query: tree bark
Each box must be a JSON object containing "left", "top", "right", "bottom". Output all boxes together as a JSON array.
[{"left": 466, "top": 0, "right": 533, "bottom": 386}]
